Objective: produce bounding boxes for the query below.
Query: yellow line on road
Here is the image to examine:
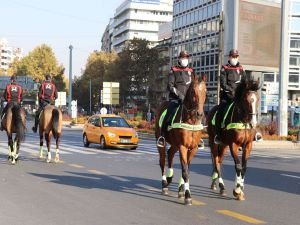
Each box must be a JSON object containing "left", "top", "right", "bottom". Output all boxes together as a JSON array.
[
  {"left": 87, "top": 169, "right": 107, "bottom": 175},
  {"left": 217, "top": 210, "right": 266, "bottom": 224},
  {"left": 192, "top": 199, "right": 206, "bottom": 206},
  {"left": 68, "top": 164, "right": 85, "bottom": 169}
]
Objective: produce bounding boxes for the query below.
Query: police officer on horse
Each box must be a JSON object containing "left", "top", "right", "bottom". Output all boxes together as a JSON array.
[
  {"left": 214, "top": 49, "right": 262, "bottom": 144},
  {"left": 32, "top": 74, "right": 58, "bottom": 133},
  {"left": 157, "top": 50, "right": 193, "bottom": 147},
  {"left": 1, "top": 76, "right": 23, "bottom": 131}
]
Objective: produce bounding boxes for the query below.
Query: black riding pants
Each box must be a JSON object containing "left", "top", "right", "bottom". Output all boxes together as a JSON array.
[{"left": 161, "top": 100, "right": 180, "bottom": 136}]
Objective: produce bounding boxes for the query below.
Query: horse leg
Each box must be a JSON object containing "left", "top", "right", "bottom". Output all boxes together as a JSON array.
[
  {"left": 54, "top": 133, "right": 61, "bottom": 163},
  {"left": 158, "top": 145, "right": 168, "bottom": 195},
  {"left": 229, "top": 144, "right": 245, "bottom": 200},
  {"left": 39, "top": 133, "right": 44, "bottom": 159},
  {"left": 179, "top": 146, "right": 192, "bottom": 205},
  {"left": 7, "top": 133, "right": 14, "bottom": 162},
  {"left": 11, "top": 136, "right": 19, "bottom": 164},
  {"left": 16, "top": 138, "right": 20, "bottom": 162},
  {"left": 166, "top": 146, "right": 176, "bottom": 185},
  {"left": 45, "top": 133, "right": 52, "bottom": 163},
  {"left": 210, "top": 144, "right": 227, "bottom": 195}
]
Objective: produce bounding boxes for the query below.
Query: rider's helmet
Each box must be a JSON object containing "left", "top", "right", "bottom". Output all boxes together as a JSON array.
[
  {"left": 45, "top": 74, "right": 52, "bottom": 81},
  {"left": 10, "top": 75, "right": 16, "bottom": 83},
  {"left": 178, "top": 50, "right": 189, "bottom": 58},
  {"left": 229, "top": 49, "right": 239, "bottom": 57}
]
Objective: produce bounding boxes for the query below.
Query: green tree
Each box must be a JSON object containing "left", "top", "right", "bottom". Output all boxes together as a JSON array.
[
  {"left": 9, "top": 44, "right": 66, "bottom": 91},
  {"left": 72, "top": 51, "right": 118, "bottom": 113},
  {"left": 113, "top": 38, "right": 168, "bottom": 111}
]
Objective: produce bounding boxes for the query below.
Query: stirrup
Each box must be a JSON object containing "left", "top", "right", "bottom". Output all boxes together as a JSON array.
[
  {"left": 156, "top": 136, "right": 166, "bottom": 147},
  {"left": 255, "top": 132, "right": 263, "bottom": 142},
  {"left": 198, "top": 139, "right": 205, "bottom": 150},
  {"left": 214, "top": 135, "right": 221, "bottom": 145}
]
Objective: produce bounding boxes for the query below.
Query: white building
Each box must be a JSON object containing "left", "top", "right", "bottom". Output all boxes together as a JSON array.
[
  {"left": 0, "top": 38, "right": 23, "bottom": 74},
  {"left": 104, "top": 0, "right": 173, "bottom": 53}
]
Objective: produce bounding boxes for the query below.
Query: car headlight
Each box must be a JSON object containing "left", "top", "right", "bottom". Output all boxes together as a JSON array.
[
  {"left": 107, "top": 132, "right": 116, "bottom": 137},
  {"left": 134, "top": 131, "right": 138, "bottom": 138}
]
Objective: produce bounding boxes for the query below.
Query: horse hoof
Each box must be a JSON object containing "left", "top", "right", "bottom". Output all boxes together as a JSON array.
[
  {"left": 54, "top": 157, "right": 59, "bottom": 163},
  {"left": 162, "top": 188, "right": 168, "bottom": 195},
  {"left": 166, "top": 176, "right": 173, "bottom": 185},
  {"left": 8, "top": 156, "right": 12, "bottom": 161},
  {"left": 178, "top": 191, "right": 184, "bottom": 199},
  {"left": 184, "top": 198, "right": 192, "bottom": 206},
  {"left": 211, "top": 183, "right": 217, "bottom": 191},
  {"left": 220, "top": 189, "right": 227, "bottom": 196},
  {"left": 233, "top": 189, "right": 245, "bottom": 200}
]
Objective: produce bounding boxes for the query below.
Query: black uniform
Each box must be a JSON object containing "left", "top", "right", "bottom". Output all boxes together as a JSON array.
[
  {"left": 160, "top": 65, "right": 193, "bottom": 135},
  {"left": 215, "top": 62, "right": 246, "bottom": 133}
]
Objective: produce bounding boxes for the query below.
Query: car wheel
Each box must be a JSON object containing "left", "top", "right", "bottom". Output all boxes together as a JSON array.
[
  {"left": 100, "top": 136, "right": 106, "bottom": 150},
  {"left": 131, "top": 147, "right": 137, "bottom": 150},
  {"left": 83, "top": 134, "right": 90, "bottom": 147}
]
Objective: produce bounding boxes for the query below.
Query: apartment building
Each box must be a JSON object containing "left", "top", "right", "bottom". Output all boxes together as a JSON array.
[
  {"left": 0, "top": 38, "right": 23, "bottom": 74},
  {"left": 102, "top": 0, "right": 173, "bottom": 53}
]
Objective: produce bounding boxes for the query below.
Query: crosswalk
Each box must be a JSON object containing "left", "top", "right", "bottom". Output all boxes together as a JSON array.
[{"left": 0, "top": 135, "right": 299, "bottom": 160}]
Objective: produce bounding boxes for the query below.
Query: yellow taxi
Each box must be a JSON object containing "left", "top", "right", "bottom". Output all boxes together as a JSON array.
[{"left": 82, "top": 114, "right": 138, "bottom": 150}]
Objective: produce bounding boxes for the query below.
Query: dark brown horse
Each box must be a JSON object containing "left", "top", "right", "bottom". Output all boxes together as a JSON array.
[
  {"left": 38, "top": 104, "right": 62, "bottom": 163},
  {"left": 155, "top": 73, "right": 207, "bottom": 205},
  {"left": 1, "top": 102, "right": 26, "bottom": 164},
  {"left": 207, "top": 78, "right": 260, "bottom": 200}
]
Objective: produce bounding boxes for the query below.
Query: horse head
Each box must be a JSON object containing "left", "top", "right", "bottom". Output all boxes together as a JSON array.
[
  {"left": 235, "top": 77, "right": 261, "bottom": 127},
  {"left": 183, "top": 72, "right": 207, "bottom": 121}
]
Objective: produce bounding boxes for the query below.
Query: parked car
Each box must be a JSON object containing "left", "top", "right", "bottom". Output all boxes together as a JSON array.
[{"left": 82, "top": 114, "right": 138, "bottom": 150}]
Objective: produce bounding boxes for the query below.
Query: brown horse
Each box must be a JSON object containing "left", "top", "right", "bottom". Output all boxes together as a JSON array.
[
  {"left": 207, "top": 78, "right": 260, "bottom": 200},
  {"left": 38, "top": 104, "right": 62, "bottom": 163},
  {"left": 1, "top": 102, "right": 26, "bottom": 164},
  {"left": 155, "top": 73, "right": 207, "bottom": 205}
]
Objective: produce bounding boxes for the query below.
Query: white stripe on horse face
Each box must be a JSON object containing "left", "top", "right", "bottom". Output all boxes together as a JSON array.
[{"left": 250, "top": 93, "right": 257, "bottom": 127}]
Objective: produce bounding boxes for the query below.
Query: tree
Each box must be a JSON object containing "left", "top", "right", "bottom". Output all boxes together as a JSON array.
[
  {"left": 72, "top": 51, "right": 118, "bottom": 113},
  {"left": 9, "top": 44, "right": 67, "bottom": 91},
  {"left": 113, "top": 38, "right": 168, "bottom": 111}
]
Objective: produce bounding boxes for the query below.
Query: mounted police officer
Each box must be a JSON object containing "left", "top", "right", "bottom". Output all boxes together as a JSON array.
[
  {"left": 214, "top": 49, "right": 262, "bottom": 144},
  {"left": 32, "top": 74, "right": 57, "bottom": 133},
  {"left": 1, "top": 76, "right": 23, "bottom": 130},
  {"left": 157, "top": 50, "right": 193, "bottom": 147}
]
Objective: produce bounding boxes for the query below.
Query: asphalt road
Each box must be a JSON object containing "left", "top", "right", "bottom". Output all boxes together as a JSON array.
[{"left": 0, "top": 121, "right": 299, "bottom": 225}]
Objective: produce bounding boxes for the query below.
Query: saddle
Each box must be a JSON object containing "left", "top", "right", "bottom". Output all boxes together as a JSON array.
[{"left": 212, "top": 102, "right": 252, "bottom": 130}]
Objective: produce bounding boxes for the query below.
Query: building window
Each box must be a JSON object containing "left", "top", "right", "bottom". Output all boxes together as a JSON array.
[
  {"left": 290, "top": 39, "right": 300, "bottom": 49},
  {"left": 290, "top": 55, "right": 300, "bottom": 66},
  {"left": 263, "top": 73, "right": 275, "bottom": 82}
]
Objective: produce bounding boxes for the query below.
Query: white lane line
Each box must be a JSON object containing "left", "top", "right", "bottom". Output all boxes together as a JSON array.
[{"left": 281, "top": 174, "right": 300, "bottom": 179}]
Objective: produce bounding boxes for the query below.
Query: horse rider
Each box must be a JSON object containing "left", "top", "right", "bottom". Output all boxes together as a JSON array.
[
  {"left": 32, "top": 74, "right": 58, "bottom": 133},
  {"left": 1, "top": 75, "right": 23, "bottom": 130},
  {"left": 157, "top": 50, "right": 203, "bottom": 148},
  {"left": 214, "top": 49, "right": 262, "bottom": 144}
]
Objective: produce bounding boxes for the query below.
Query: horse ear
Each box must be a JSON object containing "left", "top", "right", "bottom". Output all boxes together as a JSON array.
[{"left": 200, "top": 73, "right": 208, "bottom": 82}]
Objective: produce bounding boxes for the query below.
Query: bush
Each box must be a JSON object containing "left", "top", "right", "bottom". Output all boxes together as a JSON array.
[{"left": 257, "top": 121, "right": 277, "bottom": 136}]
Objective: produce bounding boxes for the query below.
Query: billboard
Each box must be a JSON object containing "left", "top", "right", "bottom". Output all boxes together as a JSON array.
[
  {"left": 224, "top": 0, "right": 281, "bottom": 71},
  {"left": 238, "top": 0, "right": 281, "bottom": 68}
]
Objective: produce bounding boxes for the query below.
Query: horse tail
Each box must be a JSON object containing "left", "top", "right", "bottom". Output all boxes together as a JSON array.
[
  {"left": 52, "top": 108, "right": 60, "bottom": 139},
  {"left": 12, "top": 104, "right": 25, "bottom": 142}
]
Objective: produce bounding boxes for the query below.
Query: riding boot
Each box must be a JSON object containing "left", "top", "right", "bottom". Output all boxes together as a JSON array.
[
  {"left": 255, "top": 131, "right": 263, "bottom": 142},
  {"left": 198, "top": 139, "right": 205, "bottom": 149}
]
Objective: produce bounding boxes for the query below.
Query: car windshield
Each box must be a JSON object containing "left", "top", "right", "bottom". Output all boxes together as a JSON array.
[{"left": 102, "top": 117, "right": 130, "bottom": 128}]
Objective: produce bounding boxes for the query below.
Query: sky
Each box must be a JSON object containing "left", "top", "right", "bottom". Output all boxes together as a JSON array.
[{"left": 1, "top": 0, "right": 123, "bottom": 78}]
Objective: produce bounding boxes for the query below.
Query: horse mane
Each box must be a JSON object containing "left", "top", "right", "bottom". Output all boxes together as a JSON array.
[
  {"left": 235, "top": 78, "right": 260, "bottom": 101},
  {"left": 184, "top": 73, "right": 199, "bottom": 105}
]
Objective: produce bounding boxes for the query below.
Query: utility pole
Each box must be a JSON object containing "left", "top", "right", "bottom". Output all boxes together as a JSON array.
[
  {"left": 89, "top": 79, "right": 92, "bottom": 115},
  {"left": 68, "top": 45, "right": 73, "bottom": 116},
  {"left": 278, "top": 0, "right": 289, "bottom": 136},
  {"left": 217, "top": 11, "right": 224, "bottom": 105}
]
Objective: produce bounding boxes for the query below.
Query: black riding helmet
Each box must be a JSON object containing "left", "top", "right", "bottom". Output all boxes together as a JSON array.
[
  {"left": 45, "top": 74, "right": 51, "bottom": 81},
  {"left": 10, "top": 75, "right": 16, "bottom": 83}
]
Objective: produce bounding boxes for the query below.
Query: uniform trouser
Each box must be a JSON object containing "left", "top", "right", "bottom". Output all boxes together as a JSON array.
[
  {"left": 215, "top": 98, "right": 233, "bottom": 136},
  {"left": 1, "top": 102, "right": 19, "bottom": 119},
  {"left": 34, "top": 100, "right": 51, "bottom": 127},
  {"left": 161, "top": 100, "right": 180, "bottom": 137}
]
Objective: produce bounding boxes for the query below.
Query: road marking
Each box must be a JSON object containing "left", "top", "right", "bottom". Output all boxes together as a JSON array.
[
  {"left": 192, "top": 199, "right": 206, "bottom": 206},
  {"left": 68, "top": 164, "right": 85, "bottom": 169},
  {"left": 281, "top": 173, "right": 300, "bottom": 179},
  {"left": 217, "top": 210, "right": 266, "bottom": 224},
  {"left": 88, "top": 169, "right": 107, "bottom": 175}
]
